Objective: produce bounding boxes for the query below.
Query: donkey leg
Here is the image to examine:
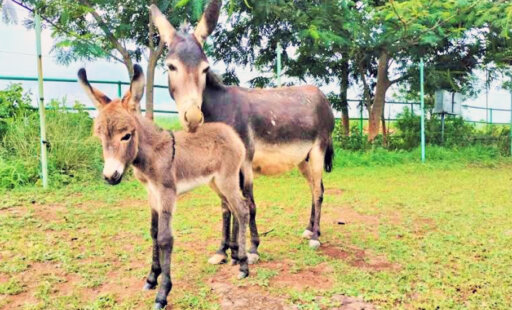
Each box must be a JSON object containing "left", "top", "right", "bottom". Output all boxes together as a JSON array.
[
  {"left": 230, "top": 215, "right": 240, "bottom": 265},
  {"left": 224, "top": 193, "right": 249, "bottom": 278},
  {"left": 214, "top": 175, "right": 249, "bottom": 277},
  {"left": 154, "top": 191, "right": 175, "bottom": 310},
  {"left": 306, "top": 144, "right": 326, "bottom": 249},
  {"left": 144, "top": 209, "right": 161, "bottom": 290},
  {"left": 241, "top": 162, "right": 260, "bottom": 264},
  {"left": 208, "top": 201, "right": 230, "bottom": 264},
  {"left": 232, "top": 206, "right": 250, "bottom": 279},
  {"left": 298, "top": 161, "right": 317, "bottom": 240}
]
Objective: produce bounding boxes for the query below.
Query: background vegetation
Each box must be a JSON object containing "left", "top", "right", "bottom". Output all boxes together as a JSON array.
[{"left": 1, "top": 84, "right": 510, "bottom": 190}]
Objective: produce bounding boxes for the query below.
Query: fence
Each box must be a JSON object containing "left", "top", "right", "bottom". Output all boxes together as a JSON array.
[
  {"left": 0, "top": 75, "right": 178, "bottom": 115},
  {"left": 2, "top": 75, "right": 511, "bottom": 125}
]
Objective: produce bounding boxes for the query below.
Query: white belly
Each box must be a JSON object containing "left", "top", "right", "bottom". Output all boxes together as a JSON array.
[
  {"left": 176, "top": 175, "right": 213, "bottom": 195},
  {"left": 252, "top": 140, "right": 312, "bottom": 175}
]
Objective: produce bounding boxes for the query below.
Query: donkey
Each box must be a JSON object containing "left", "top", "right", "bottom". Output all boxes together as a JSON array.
[
  {"left": 78, "top": 64, "right": 250, "bottom": 310},
  {"left": 150, "top": 1, "right": 335, "bottom": 265}
]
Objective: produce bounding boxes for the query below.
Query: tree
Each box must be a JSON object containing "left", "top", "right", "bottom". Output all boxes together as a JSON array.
[
  {"left": 211, "top": 1, "right": 358, "bottom": 135},
  {"left": 16, "top": 0, "right": 210, "bottom": 119},
  {"left": 212, "top": 0, "right": 512, "bottom": 142}
]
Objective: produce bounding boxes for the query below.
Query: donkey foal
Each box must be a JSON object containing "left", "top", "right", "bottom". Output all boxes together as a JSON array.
[{"left": 78, "top": 65, "right": 250, "bottom": 310}]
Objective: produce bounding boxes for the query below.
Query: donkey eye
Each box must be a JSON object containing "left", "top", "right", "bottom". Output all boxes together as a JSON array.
[
  {"left": 168, "top": 64, "right": 177, "bottom": 72},
  {"left": 121, "top": 133, "right": 132, "bottom": 141},
  {"left": 203, "top": 66, "right": 210, "bottom": 74}
]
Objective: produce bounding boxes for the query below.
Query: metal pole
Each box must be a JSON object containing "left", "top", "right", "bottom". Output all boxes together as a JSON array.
[
  {"left": 117, "top": 81, "right": 122, "bottom": 97},
  {"left": 276, "top": 42, "right": 282, "bottom": 87},
  {"left": 359, "top": 101, "right": 363, "bottom": 136},
  {"left": 35, "top": 14, "right": 48, "bottom": 188},
  {"left": 490, "top": 108, "right": 493, "bottom": 125},
  {"left": 441, "top": 113, "right": 445, "bottom": 145},
  {"left": 420, "top": 58, "right": 426, "bottom": 163},
  {"left": 510, "top": 90, "right": 512, "bottom": 156},
  {"left": 485, "top": 69, "right": 489, "bottom": 124}
]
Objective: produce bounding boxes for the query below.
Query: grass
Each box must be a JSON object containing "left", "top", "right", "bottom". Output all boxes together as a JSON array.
[{"left": 1, "top": 159, "right": 512, "bottom": 309}]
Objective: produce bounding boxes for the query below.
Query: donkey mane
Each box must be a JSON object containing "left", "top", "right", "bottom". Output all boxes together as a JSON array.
[{"left": 206, "top": 70, "right": 226, "bottom": 90}]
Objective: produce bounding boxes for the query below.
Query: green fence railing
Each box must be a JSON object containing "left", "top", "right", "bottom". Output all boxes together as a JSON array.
[
  {"left": 1, "top": 75, "right": 510, "bottom": 122},
  {"left": 0, "top": 75, "right": 177, "bottom": 115}
]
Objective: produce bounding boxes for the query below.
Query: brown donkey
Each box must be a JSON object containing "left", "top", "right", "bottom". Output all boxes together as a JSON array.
[
  {"left": 151, "top": 0, "right": 335, "bottom": 263},
  {"left": 78, "top": 64, "right": 250, "bottom": 309}
]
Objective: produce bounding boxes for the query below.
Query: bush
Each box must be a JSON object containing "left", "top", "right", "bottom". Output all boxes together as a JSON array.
[
  {"left": 0, "top": 84, "right": 33, "bottom": 139},
  {"left": 0, "top": 91, "right": 102, "bottom": 188},
  {"left": 393, "top": 108, "right": 476, "bottom": 150},
  {"left": 335, "top": 121, "right": 387, "bottom": 151}
]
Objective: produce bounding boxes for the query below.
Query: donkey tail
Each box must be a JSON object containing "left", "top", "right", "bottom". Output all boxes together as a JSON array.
[{"left": 324, "top": 138, "right": 334, "bottom": 173}]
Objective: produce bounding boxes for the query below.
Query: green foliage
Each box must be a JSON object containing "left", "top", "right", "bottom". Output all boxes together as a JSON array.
[
  {"left": 0, "top": 278, "right": 25, "bottom": 295},
  {"left": 0, "top": 84, "right": 33, "bottom": 139},
  {"left": 333, "top": 145, "right": 503, "bottom": 168},
  {"left": 0, "top": 86, "right": 102, "bottom": 188},
  {"left": 335, "top": 123, "right": 371, "bottom": 151}
]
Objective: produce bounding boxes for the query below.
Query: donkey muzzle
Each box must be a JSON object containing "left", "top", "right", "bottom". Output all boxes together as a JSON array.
[
  {"left": 103, "top": 158, "right": 125, "bottom": 185},
  {"left": 184, "top": 106, "right": 204, "bottom": 132}
]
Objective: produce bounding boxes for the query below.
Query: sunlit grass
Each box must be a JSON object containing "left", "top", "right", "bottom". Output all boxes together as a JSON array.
[{"left": 1, "top": 160, "right": 511, "bottom": 309}]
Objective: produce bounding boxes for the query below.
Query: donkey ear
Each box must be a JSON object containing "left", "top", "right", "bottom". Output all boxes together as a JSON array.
[
  {"left": 77, "top": 68, "right": 111, "bottom": 110},
  {"left": 150, "top": 4, "right": 176, "bottom": 47},
  {"left": 122, "top": 64, "right": 145, "bottom": 113},
  {"left": 194, "top": 0, "right": 221, "bottom": 46}
]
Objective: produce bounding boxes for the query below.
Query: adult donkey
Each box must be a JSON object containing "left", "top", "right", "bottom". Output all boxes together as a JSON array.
[
  {"left": 78, "top": 64, "right": 250, "bottom": 309},
  {"left": 150, "top": 1, "right": 334, "bottom": 264}
]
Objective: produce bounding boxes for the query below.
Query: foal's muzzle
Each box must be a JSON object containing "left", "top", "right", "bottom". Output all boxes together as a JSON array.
[{"left": 104, "top": 171, "right": 123, "bottom": 185}]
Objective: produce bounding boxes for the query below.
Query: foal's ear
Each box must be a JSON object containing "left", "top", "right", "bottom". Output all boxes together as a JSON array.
[
  {"left": 194, "top": 0, "right": 221, "bottom": 46},
  {"left": 122, "top": 64, "right": 145, "bottom": 113},
  {"left": 77, "top": 68, "right": 111, "bottom": 110},
  {"left": 150, "top": 4, "right": 176, "bottom": 47}
]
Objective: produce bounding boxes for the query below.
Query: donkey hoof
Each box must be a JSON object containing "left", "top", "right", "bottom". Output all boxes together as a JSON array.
[
  {"left": 237, "top": 271, "right": 249, "bottom": 279},
  {"left": 302, "top": 229, "right": 314, "bottom": 240},
  {"left": 153, "top": 302, "right": 166, "bottom": 310},
  {"left": 309, "top": 239, "right": 321, "bottom": 249},
  {"left": 143, "top": 282, "right": 157, "bottom": 291},
  {"left": 247, "top": 253, "right": 260, "bottom": 265},
  {"left": 208, "top": 253, "right": 227, "bottom": 265}
]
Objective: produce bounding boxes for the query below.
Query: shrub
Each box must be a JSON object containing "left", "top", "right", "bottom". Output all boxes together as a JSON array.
[
  {"left": 393, "top": 108, "right": 475, "bottom": 150},
  {"left": 1, "top": 94, "right": 102, "bottom": 188},
  {"left": 0, "top": 84, "right": 34, "bottom": 139}
]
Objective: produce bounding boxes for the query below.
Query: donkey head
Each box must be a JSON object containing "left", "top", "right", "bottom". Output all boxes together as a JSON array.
[
  {"left": 78, "top": 65, "right": 145, "bottom": 185},
  {"left": 150, "top": 0, "right": 221, "bottom": 132}
]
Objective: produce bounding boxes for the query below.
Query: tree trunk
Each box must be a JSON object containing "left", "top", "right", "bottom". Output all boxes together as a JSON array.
[
  {"left": 339, "top": 57, "right": 350, "bottom": 136},
  {"left": 145, "top": 9, "right": 165, "bottom": 120},
  {"left": 381, "top": 109, "right": 387, "bottom": 146},
  {"left": 145, "top": 59, "right": 156, "bottom": 120},
  {"left": 145, "top": 44, "right": 165, "bottom": 120},
  {"left": 368, "top": 50, "right": 391, "bottom": 141}
]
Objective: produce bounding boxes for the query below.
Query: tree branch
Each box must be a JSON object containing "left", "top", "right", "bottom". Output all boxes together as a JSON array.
[
  {"left": 389, "top": 0, "right": 408, "bottom": 32},
  {"left": 79, "top": 0, "right": 133, "bottom": 77},
  {"left": 389, "top": 72, "right": 413, "bottom": 85},
  {"left": 10, "top": 0, "right": 125, "bottom": 65}
]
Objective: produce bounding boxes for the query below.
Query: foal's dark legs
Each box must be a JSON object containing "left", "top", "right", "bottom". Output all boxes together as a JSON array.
[
  {"left": 208, "top": 199, "right": 231, "bottom": 264},
  {"left": 153, "top": 191, "right": 175, "bottom": 310},
  {"left": 230, "top": 215, "right": 239, "bottom": 265},
  {"left": 144, "top": 210, "right": 161, "bottom": 290},
  {"left": 241, "top": 163, "right": 260, "bottom": 264}
]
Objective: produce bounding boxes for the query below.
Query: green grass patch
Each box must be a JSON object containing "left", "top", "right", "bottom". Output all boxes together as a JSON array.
[{"left": 1, "top": 161, "right": 511, "bottom": 309}]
